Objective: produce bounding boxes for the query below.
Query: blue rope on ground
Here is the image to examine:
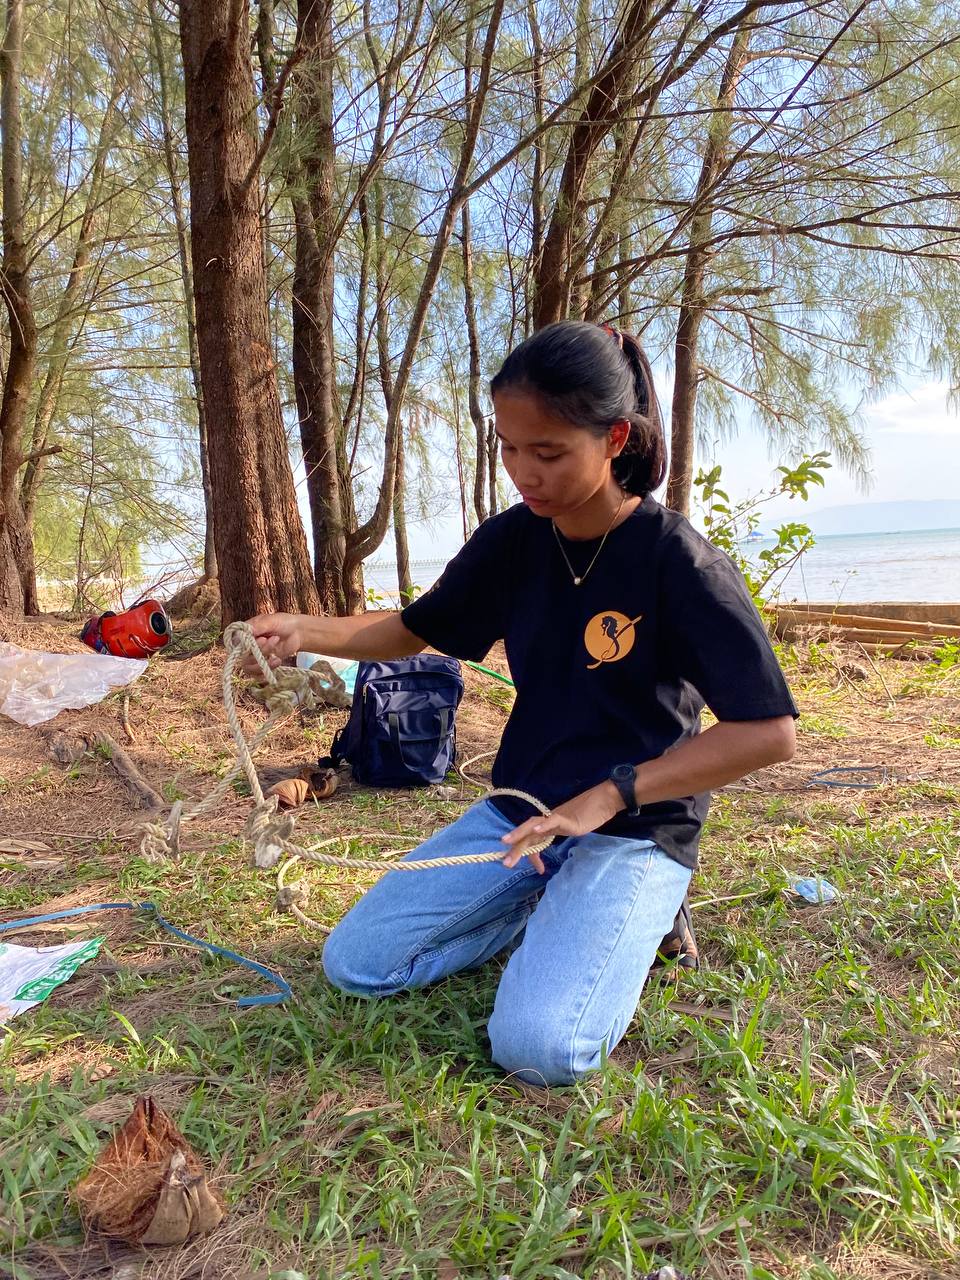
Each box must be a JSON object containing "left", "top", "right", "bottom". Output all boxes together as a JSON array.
[
  {"left": 0, "top": 901, "right": 292, "bottom": 1008},
  {"left": 806, "top": 765, "right": 888, "bottom": 789}
]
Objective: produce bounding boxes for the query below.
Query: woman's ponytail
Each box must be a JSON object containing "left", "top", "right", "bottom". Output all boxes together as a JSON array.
[{"left": 614, "top": 333, "right": 667, "bottom": 497}]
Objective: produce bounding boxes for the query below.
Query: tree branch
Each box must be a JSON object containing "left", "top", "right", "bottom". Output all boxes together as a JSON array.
[
  {"left": 18, "top": 443, "right": 63, "bottom": 468},
  {"left": 238, "top": 45, "right": 305, "bottom": 200}
]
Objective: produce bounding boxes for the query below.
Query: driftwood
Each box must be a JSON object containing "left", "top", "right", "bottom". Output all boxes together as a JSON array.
[
  {"left": 769, "top": 605, "right": 960, "bottom": 640},
  {"left": 767, "top": 604, "right": 956, "bottom": 658},
  {"left": 47, "top": 731, "right": 163, "bottom": 809},
  {"left": 94, "top": 733, "right": 164, "bottom": 809},
  {"left": 808, "top": 627, "right": 941, "bottom": 646},
  {"left": 851, "top": 640, "right": 934, "bottom": 659}
]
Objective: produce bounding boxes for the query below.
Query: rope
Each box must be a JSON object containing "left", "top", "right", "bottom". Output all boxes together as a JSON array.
[
  {"left": 0, "top": 901, "right": 291, "bottom": 1007},
  {"left": 806, "top": 765, "right": 888, "bottom": 789},
  {"left": 276, "top": 857, "right": 330, "bottom": 934},
  {"left": 139, "top": 622, "right": 553, "bottom": 886},
  {"left": 249, "top": 786, "right": 548, "bottom": 871},
  {"left": 457, "top": 749, "right": 498, "bottom": 790},
  {"left": 138, "top": 627, "right": 350, "bottom": 860}
]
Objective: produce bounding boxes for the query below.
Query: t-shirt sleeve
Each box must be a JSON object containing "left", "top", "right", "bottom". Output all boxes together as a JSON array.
[
  {"left": 400, "top": 518, "right": 508, "bottom": 662},
  {"left": 661, "top": 533, "right": 799, "bottom": 721}
]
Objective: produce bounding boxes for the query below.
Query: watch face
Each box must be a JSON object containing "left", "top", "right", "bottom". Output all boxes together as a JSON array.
[{"left": 612, "top": 764, "right": 633, "bottom": 782}]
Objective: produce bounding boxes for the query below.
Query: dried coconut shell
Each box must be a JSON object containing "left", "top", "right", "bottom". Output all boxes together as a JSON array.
[
  {"left": 267, "top": 766, "right": 338, "bottom": 810},
  {"left": 267, "top": 776, "right": 311, "bottom": 809},
  {"left": 73, "top": 1095, "right": 224, "bottom": 1246}
]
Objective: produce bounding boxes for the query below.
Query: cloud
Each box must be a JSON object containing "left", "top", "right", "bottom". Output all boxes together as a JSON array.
[{"left": 867, "top": 382, "right": 960, "bottom": 436}]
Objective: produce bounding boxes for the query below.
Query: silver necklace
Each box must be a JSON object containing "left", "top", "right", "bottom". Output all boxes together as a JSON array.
[{"left": 552, "top": 494, "right": 625, "bottom": 586}]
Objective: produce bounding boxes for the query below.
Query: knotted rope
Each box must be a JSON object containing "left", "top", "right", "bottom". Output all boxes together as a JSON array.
[
  {"left": 139, "top": 623, "right": 552, "bottom": 897},
  {"left": 139, "top": 629, "right": 349, "bottom": 860}
]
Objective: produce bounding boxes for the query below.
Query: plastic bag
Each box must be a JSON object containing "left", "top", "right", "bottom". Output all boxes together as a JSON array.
[
  {"left": 296, "top": 650, "right": 359, "bottom": 699},
  {"left": 0, "top": 936, "right": 104, "bottom": 1024},
  {"left": 0, "top": 642, "right": 147, "bottom": 727},
  {"left": 788, "top": 873, "right": 839, "bottom": 905}
]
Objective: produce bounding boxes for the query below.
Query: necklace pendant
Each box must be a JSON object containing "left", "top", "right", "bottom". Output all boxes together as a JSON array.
[{"left": 573, "top": 576, "right": 581, "bottom": 586}]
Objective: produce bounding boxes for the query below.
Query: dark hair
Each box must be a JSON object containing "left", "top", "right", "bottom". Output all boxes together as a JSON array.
[{"left": 489, "top": 320, "right": 667, "bottom": 497}]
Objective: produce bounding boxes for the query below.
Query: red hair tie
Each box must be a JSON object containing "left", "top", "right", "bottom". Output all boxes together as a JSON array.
[{"left": 599, "top": 322, "right": 624, "bottom": 350}]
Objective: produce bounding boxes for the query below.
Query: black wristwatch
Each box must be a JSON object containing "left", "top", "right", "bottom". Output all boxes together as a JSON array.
[{"left": 609, "top": 763, "right": 640, "bottom": 815}]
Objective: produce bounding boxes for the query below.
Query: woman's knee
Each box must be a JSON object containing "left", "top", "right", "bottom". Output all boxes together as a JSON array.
[
  {"left": 322, "top": 916, "right": 405, "bottom": 997},
  {"left": 488, "top": 1002, "right": 591, "bottom": 1086}
]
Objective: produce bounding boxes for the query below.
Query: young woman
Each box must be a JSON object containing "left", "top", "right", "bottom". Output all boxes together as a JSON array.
[{"left": 245, "top": 321, "right": 798, "bottom": 1086}]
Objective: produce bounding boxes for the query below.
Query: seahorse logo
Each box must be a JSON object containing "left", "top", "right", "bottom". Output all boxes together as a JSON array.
[{"left": 584, "top": 611, "right": 643, "bottom": 669}]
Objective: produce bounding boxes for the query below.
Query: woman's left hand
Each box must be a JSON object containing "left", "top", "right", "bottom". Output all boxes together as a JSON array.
[{"left": 500, "top": 782, "right": 623, "bottom": 873}]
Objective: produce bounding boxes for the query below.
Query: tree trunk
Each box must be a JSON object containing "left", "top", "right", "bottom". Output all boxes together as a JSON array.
[
  {"left": 179, "top": 0, "right": 319, "bottom": 625},
  {"left": 344, "top": 0, "right": 506, "bottom": 584},
  {"left": 0, "top": 0, "right": 36, "bottom": 617},
  {"left": 462, "top": 202, "right": 489, "bottom": 526},
  {"left": 373, "top": 217, "right": 413, "bottom": 606},
  {"left": 532, "top": 0, "right": 651, "bottom": 328},
  {"left": 526, "top": 0, "right": 545, "bottom": 328},
  {"left": 460, "top": 16, "right": 489, "bottom": 527},
  {"left": 487, "top": 420, "right": 499, "bottom": 517},
  {"left": 666, "top": 28, "right": 751, "bottom": 515},
  {"left": 453, "top": 404, "right": 469, "bottom": 540},
  {"left": 19, "top": 76, "right": 126, "bottom": 613},
  {"left": 291, "top": 0, "right": 348, "bottom": 614},
  {"left": 393, "top": 419, "right": 413, "bottom": 604},
  {"left": 149, "top": 0, "right": 216, "bottom": 580},
  {"left": 256, "top": 0, "right": 350, "bottom": 611}
]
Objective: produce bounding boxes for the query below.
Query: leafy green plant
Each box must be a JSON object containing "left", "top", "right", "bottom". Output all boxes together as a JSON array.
[
  {"left": 931, "top": 639, "right": 960, "bottom": 670},
  {"left": 694, "top": 452, "right": 831, "bottom": 602},
  {"left": 365, "top": 584, "right": 390, "bottom": 610}
]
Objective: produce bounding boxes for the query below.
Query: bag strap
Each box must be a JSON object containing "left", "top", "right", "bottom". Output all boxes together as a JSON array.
[{"left": 387, "top": 708, "right": 451, "bottom": 765}]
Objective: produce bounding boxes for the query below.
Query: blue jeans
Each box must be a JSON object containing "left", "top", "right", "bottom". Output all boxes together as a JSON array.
[{"left": 322, "top": 799, "right": 692, "bottom": 1085}]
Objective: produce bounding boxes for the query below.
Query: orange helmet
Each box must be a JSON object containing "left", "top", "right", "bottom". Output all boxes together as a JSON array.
[{"left": 81, "top": 599, "right": 172, "bottom": 658}]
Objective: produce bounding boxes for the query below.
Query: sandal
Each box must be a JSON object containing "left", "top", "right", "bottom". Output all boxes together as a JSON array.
[{"left": 651, "top": 894, "right": 699, "bottom": 972}]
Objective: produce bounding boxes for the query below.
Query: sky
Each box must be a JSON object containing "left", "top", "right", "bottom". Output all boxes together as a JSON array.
[
  {"left": 389, "top": 376, "right": 960, "bottom": 562},
  {"left": 708, "top": 379, "right": 960, "bottom": 526}
]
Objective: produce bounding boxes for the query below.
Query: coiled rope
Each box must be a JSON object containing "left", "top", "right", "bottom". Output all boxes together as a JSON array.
[{"left": 139, "top": 624, "right": 551, "bottom": 917}]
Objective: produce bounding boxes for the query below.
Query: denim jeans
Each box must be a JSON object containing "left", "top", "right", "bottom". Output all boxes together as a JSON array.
[{"left": 322, "top": 799, "right": 692, "bottom": 1085}]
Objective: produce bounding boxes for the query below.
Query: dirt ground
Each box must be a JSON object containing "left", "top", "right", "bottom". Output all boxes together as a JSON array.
[
  {"left": 2, "top": 614, "right": 957, "bottom": 864},
  {"left": 0, "top": 616, "right": 511, "bottom": 846}
]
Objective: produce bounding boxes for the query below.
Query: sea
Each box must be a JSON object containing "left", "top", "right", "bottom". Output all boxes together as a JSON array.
[{"left": 366, "top": 526, "right": 960, "bottom": 604}]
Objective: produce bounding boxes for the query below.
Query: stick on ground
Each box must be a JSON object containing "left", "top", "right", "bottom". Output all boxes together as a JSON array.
[{"left": 92, "top": 733, "right": 164, "bottom": 810}]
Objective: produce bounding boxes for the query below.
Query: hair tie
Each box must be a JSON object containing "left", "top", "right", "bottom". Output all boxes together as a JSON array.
[{"left": 598, "top": 322, "right": 624, "bottom": 350}]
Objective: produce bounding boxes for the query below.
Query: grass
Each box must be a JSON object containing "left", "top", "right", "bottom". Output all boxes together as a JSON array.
[
  {"left": 797, "top": 714, "right": 849, "bottom": 740},
  {"left": 2, "top": 658, "right": 959, "bottom": 1279}
]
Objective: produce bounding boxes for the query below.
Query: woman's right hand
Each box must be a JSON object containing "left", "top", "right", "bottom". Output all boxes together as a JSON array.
[{"left": 240, "top": 612, "right": 306, "bottom": 674}]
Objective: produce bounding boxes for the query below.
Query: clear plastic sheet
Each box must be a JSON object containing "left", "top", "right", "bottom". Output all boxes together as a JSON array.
[{"left": 0, "top": 642, "right": 148, "bottom": 727}]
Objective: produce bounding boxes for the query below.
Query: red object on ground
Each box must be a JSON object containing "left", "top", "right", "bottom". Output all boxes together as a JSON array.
[{"left": 81, "top": 599, "right": 172, "bottom": 658}]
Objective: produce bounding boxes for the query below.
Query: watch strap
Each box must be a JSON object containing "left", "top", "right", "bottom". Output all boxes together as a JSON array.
[{"left": 610, "top": 765, "right": 639, "bottom": 815}]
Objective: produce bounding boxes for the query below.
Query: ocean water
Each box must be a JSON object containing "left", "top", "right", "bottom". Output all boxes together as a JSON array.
[
  {"left": 367, "top": 526, "right": 960, "bottom": 604},
  {"left": 750, "top": 526, "right": 960, "bottom": 603}
]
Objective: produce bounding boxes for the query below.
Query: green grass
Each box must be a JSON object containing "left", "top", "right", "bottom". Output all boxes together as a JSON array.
[
  {"left": 2, "top": 704, "right": 960, "bottom": 1277},
  {"left": 922, "top": 720, "right": 960, "bottom": 749},
  {"left": 797, "top": 713, "right": 849, "bottom": 740}
]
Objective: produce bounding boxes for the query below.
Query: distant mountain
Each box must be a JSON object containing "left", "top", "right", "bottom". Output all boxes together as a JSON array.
[{"left": 802, "top": 500, "right": 960, "bottom": 536}]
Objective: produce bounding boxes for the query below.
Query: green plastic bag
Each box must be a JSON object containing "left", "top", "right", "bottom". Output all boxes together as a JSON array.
[{"left": 0, "top": 937, "right": 104, "bottom": 1024}]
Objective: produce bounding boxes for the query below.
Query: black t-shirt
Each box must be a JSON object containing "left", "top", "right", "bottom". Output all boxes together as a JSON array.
[{"left": 400, "top": 497, "right": 798, "bottom": 868}]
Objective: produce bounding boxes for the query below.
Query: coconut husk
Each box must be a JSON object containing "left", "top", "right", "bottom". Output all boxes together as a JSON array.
[
  {"left": 73, "top": 1095, "right": 225, "bottom": 1246},
  {"left": 266, "top": 766, "right": 338, "bottom": 810}
]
